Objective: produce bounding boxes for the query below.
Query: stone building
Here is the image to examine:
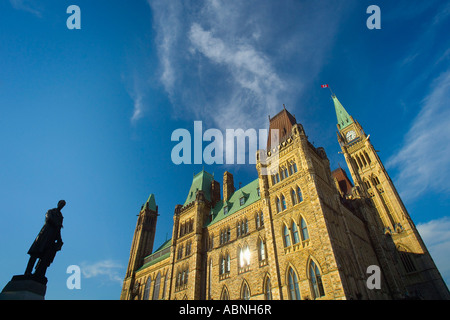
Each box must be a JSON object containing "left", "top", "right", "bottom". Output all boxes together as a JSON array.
[{"left": 120, "top": 96, "right": 449, "bottom": 300}]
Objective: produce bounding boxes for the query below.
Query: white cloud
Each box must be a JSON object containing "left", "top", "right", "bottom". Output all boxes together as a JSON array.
[
  {"left": 80, "top": 260, "right": 124, "bottom": 285},
  {"left": 9, "top": 0, "right": 42, "bottom": 17},
  {"left": 147, "top": 0, "right": 349, "bottom": 130},
  {"left": 417, "top": 217, "right": 450, "bottom": 286},
  {"left": 387, "top": 70, "right": 450, "bottom": 200}
]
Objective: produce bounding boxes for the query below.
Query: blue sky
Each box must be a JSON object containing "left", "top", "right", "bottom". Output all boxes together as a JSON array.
[{"left": 1, "top": 0, "right": 449, "bottom": 299}]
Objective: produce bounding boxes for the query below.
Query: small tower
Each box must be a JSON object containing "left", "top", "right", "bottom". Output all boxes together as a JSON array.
[
  {"left": 332, "top": 93, "right": 450, "bottom": 299},
  {"left": 121, "top": 194, "right": 159, "bottom": 299}
]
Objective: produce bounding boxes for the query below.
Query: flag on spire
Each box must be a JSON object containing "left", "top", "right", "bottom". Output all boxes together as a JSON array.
[{"left": 321, "top": 84, "right": 329, "bottom": 88}]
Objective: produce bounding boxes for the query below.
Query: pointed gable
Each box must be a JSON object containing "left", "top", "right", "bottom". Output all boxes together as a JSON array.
[
  {"left": 183, "top": 170, "right": 215, "bottom": 206},
  {"left": 267, "top": 106, "right": 297, "bottom": 149}
]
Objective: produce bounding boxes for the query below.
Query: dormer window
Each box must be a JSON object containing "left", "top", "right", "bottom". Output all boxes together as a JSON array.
[
  {"left": 224, "top": 206, "right": 228, "bottom": 215},
  {"left": 240, "top": 197, "right": 245, "bottom": 206}
]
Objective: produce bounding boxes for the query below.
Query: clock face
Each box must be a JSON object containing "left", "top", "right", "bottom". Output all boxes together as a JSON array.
[{"left": 346, "top": 130, "right": 356, "bottom": 141}]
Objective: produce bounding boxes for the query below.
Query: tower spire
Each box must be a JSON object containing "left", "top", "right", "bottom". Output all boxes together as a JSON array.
[{"left": 332, "top": 94, "right": 353, "bottom": 130}]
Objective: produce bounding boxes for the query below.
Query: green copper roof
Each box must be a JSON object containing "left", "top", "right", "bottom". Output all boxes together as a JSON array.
[
  {"left": 138, "top": 238, "right": 172, "bottom": 271},
  {"left": 206, "top": 178, "right": 261, "bottom": 227},
  {"left": 144, "top": 193, "right": 157, "bottom": 211},
  {"left": 183, "top": 170, "right": 215, "bottom": 206},
  {"left": 332, "top": 94, "right": 353, "bottom": 130}
]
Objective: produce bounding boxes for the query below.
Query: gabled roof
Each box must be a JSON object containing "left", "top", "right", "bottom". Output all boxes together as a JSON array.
[
  {"left": 143, "top": 193, "right": 157, "bottom": 211},
  {"left": 267, "top": 106, "right": 297, "bottom": 149},
  {"left": 183, "top": 170, "right": 215, "bottom": 206},
  {"left": 206, "top": 178, "right": 261, "bottom": 227}
]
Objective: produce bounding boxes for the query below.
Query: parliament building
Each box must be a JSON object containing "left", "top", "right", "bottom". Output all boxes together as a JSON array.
[{"left": 120, "top": 95, "right": 449, "bottom": 300}]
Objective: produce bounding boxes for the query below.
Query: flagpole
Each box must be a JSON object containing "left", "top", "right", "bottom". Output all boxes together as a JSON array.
[{"left": 328, "top": 85, "right": 334, "bottom": 97}]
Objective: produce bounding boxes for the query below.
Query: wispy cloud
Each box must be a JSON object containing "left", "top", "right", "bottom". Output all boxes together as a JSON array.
[
  {"left": 417, "top": 217, "right": 450, "bottom": 286},
  {"left": 80, "top": 260, "right": 124, "bottom": 285},
  {"left": 9, "top": 0, "right": 42, "bottom": 17},
  {"left": 387, "top": 69, "right": 450, "bottom": 200},
  {"left": 147, "top": 0, "right": 350, "bottom": 130}
]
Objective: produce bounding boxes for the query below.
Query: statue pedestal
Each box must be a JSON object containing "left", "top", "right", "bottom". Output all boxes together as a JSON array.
[{"left": 0, "top": 275, "right": 47, "bottom": 300}]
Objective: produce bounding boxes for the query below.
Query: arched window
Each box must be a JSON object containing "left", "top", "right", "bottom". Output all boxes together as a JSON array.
[
  {"left": 258, "top": 238, "right": 266, "bottom": 261},
  {"left": 276, "top": 197, "right": 281, "bottom": 213},
  {"left": 239, "top": 244, "right": 250, "bottom": 268},
  {"left": 287, "top": 267, "right": 301, "bottom": 300},
  {"left": 283, "top": 225, "right": 291, "bottom": 247},
  {"left": 161, "top": 273, "right": 167, "bottom": 300},
  {"left": 265, "top": 276, "right": 272, "bottom": 300},
  {"left": 364, "top": 151, "right": 371, "bottom": 164},
  {"left": 291, "top": 221, "right": 300, "bottom": 244},
  {"left": 309, "top": 260, "right": 325, "bottom": 299},
  {"left": 297, "top": 187, "right": 303, "bottom": 203},
  {"left": 241, "top": 282, "right": 250, "bottom": 300},
  {"left": 300, "top": 217, "right": 309, "bottom": 241},
  {"left": 293, "top": 162, "right": 298, "bottom": 173},
  {"left": 219, "top": 254, "right": 224, "bottom": 275},
  {"left": 143, "top": 277, "right": 151, "bottom": 300},
  {"left": 221, "top": 286, "right": 229, "bottom": 300},
  {"left": 281, "top": 195, "right": 287, "bottom": 210},
  {"left": 291, "top": 189, "right": 297, "bottom": 205},
  {"left": 152, "top": 272, "right": 161, "bottom": 300},
  {"left": 208, "top": 259, "right": 212, "bottom": 300}
]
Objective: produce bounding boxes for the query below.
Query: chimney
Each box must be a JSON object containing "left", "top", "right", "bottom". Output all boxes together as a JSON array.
[
  {"left": 211, "top": 180, "right": 221, "bottom": 207},
  {"left": 223, "top": 171, "right": 235, "bottom": 201}
]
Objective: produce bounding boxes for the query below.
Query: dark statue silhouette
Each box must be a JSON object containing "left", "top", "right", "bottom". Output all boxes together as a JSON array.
[{"left": 25, "top": 200, "right": 65, "bottom": 281}]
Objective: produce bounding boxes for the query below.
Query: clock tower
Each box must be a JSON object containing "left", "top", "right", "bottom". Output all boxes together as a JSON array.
[{"left": 333, "top": 93, "right": 450, "bottom": 299}]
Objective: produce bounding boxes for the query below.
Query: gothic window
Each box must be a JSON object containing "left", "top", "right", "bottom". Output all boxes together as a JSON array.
[
  {"left": 356, "top": 155, "right": 363, "bottom": 169},
  {"left": 280, "top": 169, "right": 285, "bottom": 180},
  {"left": 255, "top": 212, "right": 260, "bottom": 229},
  {"left": 185, "top": 240, "right": 192, "bottom": 256},
  {"left": 283, "top": 225, "right": 291, "bottom": 247},
  {"left": 208, "top": 259, "right": 212, "bottom": 300},
  {"left": 258, "top": 238, "right": 266, "bottom": 262},
  {"left": 360, "top": 153, "right": 367, "bottom": 167},
  {"left": 281, "top": 195, "right": 287, "bottom": 210},
  {"left": 265, "top": 276, "right": 272, "bottom": 300},
  {"left": 291, "top": 221, "right": 300, "bottom": 244},
  {"left": 284, "top": 167, "right": 289, "bottom": 179},
  {"left": 177, "top": 244, "right": 183, "bottom": 260},
  {"left": 300, "top": 217, "right": 309, "bottom": 241},
  {"left": 364, "top": 151, "right": 371, "bottom": 164},
  {"left": 161, "top": 273, "right": 167, "bottom": 300},
  {"left": 399, "top": 249, "right": 417, "bottom": 273},
  {"left": 297, "top": 187, "right": 303, "bottom": 203},
  {"left": 309, "top": 260, "right": 325, "bottom": 299},
  {"left": 152, "top": 272, "right": 161, "bottom": 300},
  {"left": 221, "top": 286, "right": 229, "bottom": 300},
  {"left": 241, "top": 282, "right": 250, "bottom": 300},
  {"left": 239, "top": 244, "right": 250, "bottom": 269},
  {"left": 144, "top": 277, "right": 151, "bottom": 300},
  {"left": 288, "top": 163, "right": 293, "bottom": 175},
  {"left": 291, "top": 189, "right": 297, "bottom": 205},
  {"left": 276, "top": 197, "right": 281, "bottom": 213},
  {"left": 287, "top": 267, "right": 301, "bottom": 300},
  {"left": 293, "top": 162, "right": 298, "bottom": 173},
  {"left": 276, "top": 173, "right": 280, "bottom": 183}
]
